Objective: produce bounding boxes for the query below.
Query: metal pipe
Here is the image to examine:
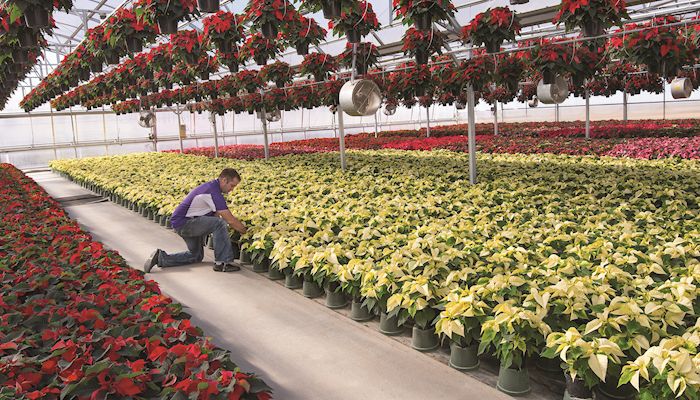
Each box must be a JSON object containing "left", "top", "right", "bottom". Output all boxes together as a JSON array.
[
  {"left": 585, "top": 90, "right": 591, "bottom": 140},
  {"left": 623, "top": 90, "right": 628, "bottom": 122},
  {"left": 425, "top": 106, "right": 431, "bottom": 138},
  {"left": 338, "top": 110, "right": 347, "bottom": 172},
  {"left": 493, "top": 100, "right": 499, "bottom": 136},
  {"left": 467, "top": 85, "right": 477, "bottom": 185},
  {"left": 261, "top": 110, "right": 270, "bottom": 160},
  {"left": 374, "top": 113, "right": 379, "bottom": 138},
  {"left": 210, "top": 112, "right": 219, "bottom": 158},
  {"left": 176, "top": 105, "right": 184, "bottom": 153}
]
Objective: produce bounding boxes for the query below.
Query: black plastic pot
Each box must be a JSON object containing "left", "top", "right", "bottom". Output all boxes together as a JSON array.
[
  {"left": 198, "top": 0, "right": 220, "bottom": 13},
  {"left": 542, "top": 69, "right": 556, "bottom": 85},
  {"left": 217, "top": 39, "right": 233, "bottom": 54},
  {"left": 158, "top": 17, "right": 179, "bottom": 35},
  {"left": 415, "top": 48, "right": 429, "bottom": 65},
  {"left": 105, "top": 53, "right": 121, "bottom": 65},
  {"left": 356, "top": 64, "right": 367, "bottom": 76},
  {"left": 347, "top": 29, "right": 362, "bottom": 44},
  {"left": 227, "top": 62, "right": 239, "bottom": 73},
  {"left": 594, "top": 381, "right": 636, "bottom": 400},
  {"left": 12, "top": 49, "right": 28, "bottom": 64},
  {"left": 485, "top": 39, "right": 501, "bottom": 54},
  {"left": 296, "top": 42, "right": 309, "bottom": 56},
  {"left": 24, "top": 6, "right": 50, "bottom": 29},
  {"left": 565, "top": 374, "right": 593, "bottom": 399},
  {"left": 261, "top": 21, "right": 278, "bottom": 39},
  {"left": 79, "top": 69, "right": 91, "bottom": 81},
  {"left": 415, "top": 86, "right": 425, "bottom": 97},
  {"left": 125, "top": 37, "right": 143, "bottom": 54},
  {"left": 275, "top": 80, "right": 287, "bottom": 89},
  {"left": 322, "top": 0, "right": 342, "bottom": 19},
  {"left": 18, "top": 29, "right": 37, "bottom": 48},
  {"left": 414, "top": 13, "right": 432, "bottom": 31},
  {"left": 200, "top": 71, "right": 210, "bottom": 81},
  {"left": 254, "top": 54, "right": 268, "bottom": 66},
  {"left": 164, "top": 82, "right": 173, "bottom": 90},
  {"left": 582, "top": 19, "right": 604, "bottom": 38},
  {"left": 89, "top": 60, "right": 103, "bottom": 73}
]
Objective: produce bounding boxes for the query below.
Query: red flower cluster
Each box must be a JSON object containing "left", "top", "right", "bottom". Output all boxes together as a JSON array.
[{"left": 0, "top": 164, "right": 272, "bottom": 400}]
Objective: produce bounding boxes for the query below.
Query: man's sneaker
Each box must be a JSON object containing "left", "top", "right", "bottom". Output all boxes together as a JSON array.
[
  {"left": 144, "top": 249, "right": 161, "bottom": 273},
  {"left": 213, "top": 262, "right": 241, "bottom": 272}
]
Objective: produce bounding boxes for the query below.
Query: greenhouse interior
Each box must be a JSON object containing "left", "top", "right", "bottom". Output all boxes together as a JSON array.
[{"left": 1, "top": 0, "right": 699, "bottom": 399}]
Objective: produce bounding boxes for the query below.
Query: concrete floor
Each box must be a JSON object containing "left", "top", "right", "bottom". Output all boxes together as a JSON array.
[{"left": 31, "top": 170, "right": 526, "bottom": 400}]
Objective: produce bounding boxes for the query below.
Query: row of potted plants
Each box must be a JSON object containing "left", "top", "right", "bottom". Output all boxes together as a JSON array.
[
  {"left": 49, "top": 150, "right": 700, "bottom": 399},
  {"left": 0, "top": 163, "right": 272, "bottom": 399}
]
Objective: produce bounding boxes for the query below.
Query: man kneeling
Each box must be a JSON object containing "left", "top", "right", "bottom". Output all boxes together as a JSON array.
[{"left": 144, "top": 168, "right": 247, "bottom": 273}]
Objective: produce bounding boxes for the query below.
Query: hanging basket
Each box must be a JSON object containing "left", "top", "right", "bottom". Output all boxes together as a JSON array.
[
  {"left": 12, "top": 49, "right": 28, "bottom": 64},
  {"left": 322, "top": 0, "right": 342, "bottom": 19},
  {"left": 216, "top": 39, "right": 233, "bottom": 54},
  {"left": 79, "top": 69, "right": 91, "bottom": 81},
  {"left": 347, "top": 29, "right": 362, "bottom": 44},
  {"left": 415, "top": 49, "right": 429, "bottom": 65},
  {"left": 18, "top": 30, "right": 37, "bottom": 48},
  {"left": 261, "top": 21, "right": 278, "bottom": 39},
  {"left": 582, "top": 19, "right": 604, "bottom": 38},
  {"left": 198, "top": 0, "right": 220, "bottom": 13},
  {"left": 227, "top": 62, "right": 239, "bottom": 73},
  {"left": 295, "top": 42, "right": 309, "bottom": 56},
  {"left": 105, "top": 53, "right": 121, "bottom": 65},
  {"left": 200, "top": 71, "right": 210, "bottom": 81},
  {"left": 485, "top": 39, "right": 502, "bottom": 54},
  {"left": 125, "top": 37, "right": 143, "bottom": 53},
  {"left": 542, "top": 69, "right": 556, "bottom": 85},
  {"left": 158, "top": 17, "right": 179, "bottom": 35},
  {"left": 414, "top": 13, "right": 432, "bottom": 31},
  {"left": 254, "top": 54, "right": 268, "bottom": 66},
  {"left": 24, "top": 6, "right": 50, "bottom": 29},
  {"left": 89, "top": 60, "right": 103, "bottom": 73}
]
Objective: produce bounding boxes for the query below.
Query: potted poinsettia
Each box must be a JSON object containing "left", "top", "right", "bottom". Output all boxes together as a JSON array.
[
  {"left": 318, "top": 78, "right": 345, "bottom": 108},
  {"left": 287, "top": 15, "right": 326, "bottom": 56},
  {"left": 5, "top": 0, "right": 72, "bottom": 29},
  {"left": 193, "top": 54, "right": 219, "bottom": 81},
  {"left": 0, "top": 8, "right": 38, "bottom": 48},
  {"left": 290, "top": 81, "right": 320, "bottom": 109},
  {"left": 393, "top": 0, "right": 456, "bottom": 31},
  {"left": 104, "top": 8, "right": 159, "bottom": 55},
  {"left": 553, "top": 0, "right": 629, "bottom": 37},
  {"left": 236, "top": 70, "right": 263, "bottom": 93},
  {"left": 492, "top": 53, "right": 525, "bottom": 92},
  {"left": 299, "top": 0, "right": 352, "bottom": 19},
  {"left": 533, "top": 37, "right": 575, "bottom": 84},
  {"left": 328, "top": 1, "right": 379, "bottom": 44},
  {"left": 300, "top": 52, "right": 337, "bottom": 82},
  {"left": 169, "top": 30, "right": 205, "bottom": 65},
  {"left": 260, "top": 61, "right": 294, "bottom": 88},
  {"left": 569, "top": 42, "right": 606, "bottom": 86},
  {"left": 619, "top": 16, "right": 695, "bottom": 78},
  {"left": 461, "top": 6, "right": 520, "bottom": 54},
  {"left": 402, "top": 28, "right": 444, "bottom": 65},
  {"left": 202, "top": 11, "right": 244, "bottom": 54},
  {"left": 397, "top": 62, "right": 432, "bottom": 98},
  {"left": 133, "top": 0, "right": 200, "bottom": 35},
  {"left": 217, "top": 49, "right": 241, "bottom": 72},
  {"left": 244, "top": 0, "right": 297, "bottom": 39},
  {"left": 338, "top": 42, "right": 378, "bottom": 75},
  {"left": 239, "top": 33, "right": 281, "bottom": 66},
  {"left": 436, "top": 286, "right": 489, "bottom": 370}
]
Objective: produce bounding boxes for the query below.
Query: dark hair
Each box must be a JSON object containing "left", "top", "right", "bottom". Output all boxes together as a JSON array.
[{"left": 219, "top": 168, "right": 241, "bottom": 181}]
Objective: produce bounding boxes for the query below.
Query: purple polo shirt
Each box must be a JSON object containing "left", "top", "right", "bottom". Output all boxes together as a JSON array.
[{"left": 170, "top": 179, "right": 229, "bottom": 230}]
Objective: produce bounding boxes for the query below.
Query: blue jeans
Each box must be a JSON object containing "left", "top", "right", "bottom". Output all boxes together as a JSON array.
[{"left": 159, "top": 216, "right": 234, "bottom": 267}]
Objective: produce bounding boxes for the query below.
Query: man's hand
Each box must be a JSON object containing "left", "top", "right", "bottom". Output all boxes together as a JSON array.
[{"left": 216, "top": 210, "right": 247, "bottom": 234}]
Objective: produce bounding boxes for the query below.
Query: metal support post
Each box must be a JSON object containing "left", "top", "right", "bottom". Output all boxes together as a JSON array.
[
  {"left": 338, "top": 109, "right": 347, "bottom": 171},
  {"left": 210, "top": 112, "right": 219, "bottom": 158},
  {"left": 101, "top": 106, "right": 108, "bottom": 155},
  {"left": 555, "top": 103, "right": 560, "bottom": 122},
  {"left": 175, "top": 105, "right": 184, "bottom": 153},
  {"left": 151, "top": 108, "right": 158, "bottom": 152},
  {"left": 622, "top": 90, "right": 628, "bottom": 123},
  {"left": 663, "top": 84, "right": 667, "bottom": 120},
  {"left": 493, "top": 100, "right": 499, "bottom": 136},
  {"left": 261, "top": 109, "right": 270, "bottom": 160},
  {"left": 467, "top": 85, "right": 477, "bottom": 185},
  {"left": 585, "top": 90, "right": 591, "bottom": 140},
  {"left": 374, "top": 113, "right": 379, "bottom": 138},
  {"left": 425, "top": 106, "right": 431, "bottom": 138}
]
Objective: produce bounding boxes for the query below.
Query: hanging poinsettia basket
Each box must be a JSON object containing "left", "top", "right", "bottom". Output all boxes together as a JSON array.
[
  {"left": 260, "top": 61, "right": 294, "bottom": 89},
  {"left": 393, "top": 0, "right": 455, "bottom": 31},
  {"left": 532, "top": 38, "right": 576, "bottom": 84},
  {"left": 402, "top": 28, "right": 445, "bottom": 65},
  {"left": 328, "top": 1, "right": 379, "bottom": 44},
  {"left": 338, "top": 42, "right": 379, "bottom": 75},
  {"left": 133, "top": 0, "right": 200, "bottom": 35},
  {"left": 169, "top": 30, "right": 205, "bottom": 65},
  {"left": 239, "top": 33, "right": 281, "bottom": 66},
  {"left": 104, "top": 8, "right": 159, "bottom": 55},
  {"left": 300, "top": 52, "right": 338, "bottom": 82},
  {"left": 461, "top": 6, "right": 520, "bottom": 54},
  {"left": 553, "top": 0, "right": 629, "bottom": 37},
  {"left": 202, "top": 11, "right": 245, "bottom": 54},
  {"left": 288, "top": 15, "right": 327, "bottom": 56},
  {"left": 244, "top": 0, "right": 297, "bottom": 39},
  {"left": 492, "top": 53, "right": 526, "bottom": 92},
  {"left": 236, "top": 70, "right": 263, "bottom": 93},
  {"left": 218, "top": 49, "right": 241, "bottom": 73}
]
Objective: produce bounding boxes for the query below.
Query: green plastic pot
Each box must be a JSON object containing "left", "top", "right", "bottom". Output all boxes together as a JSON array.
[
  {"left": 325, "top": 282, "right": 347, "bottom": 309},
  {"left": 411, "top": 326, "right": 439, "bottom": 351},
  {"left": 350, "top": 300, "right": 372, "bottom": 321},
  {"left": 154, "top": 214, "right": 162, "bottom": 224},
  {"left": 165, "top": 217, "right": 172, "bottom": 229},
  {"left": 148, "top": 209, "right": 155, "bottom": 221},
  {"left": 267, "top": 267, "right": 284, "bottom": 280},
  {"left": 497, "top": 366, "right": 531, "bottom": 396},
  {"left": 252, "top": 257, "right": 269, "bottom": 273},
  {"left": 302, "top": 279, "right": 324, "bottom": 298},
  {"left": 379, "top": 312, "right": 403, "bottom": 335},
  {"left": 159, "top": 215, "right": 167, "bottom": 227},
  {"left": 240, "top": 251, "right": 251, "bottom": 263},
  {"left": 564, "top": 373, "right": 593, "bottom": 400},
  {"left": 284, "top": 272, "right": 302, "bottom": 289},
  {"left": 449, "top": 342, "right": 480, "bottom": 371}
]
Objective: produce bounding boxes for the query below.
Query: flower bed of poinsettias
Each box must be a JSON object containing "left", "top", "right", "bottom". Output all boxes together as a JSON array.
[
  {"left": 0, "top": 164, "right": 272, "bottom": 400},
  {"left": 51, "top": 151, "right": 700, "bottom": 398}
]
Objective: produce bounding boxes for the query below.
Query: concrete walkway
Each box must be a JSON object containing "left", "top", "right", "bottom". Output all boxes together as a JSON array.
[{"left": 31, "top": 170, "right": 517, "bottom": 400}]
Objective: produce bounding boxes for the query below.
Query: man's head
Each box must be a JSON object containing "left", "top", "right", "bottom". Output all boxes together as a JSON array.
[{"left": 218, "top": 168, "right": 241, "bottom": 193}]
